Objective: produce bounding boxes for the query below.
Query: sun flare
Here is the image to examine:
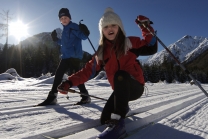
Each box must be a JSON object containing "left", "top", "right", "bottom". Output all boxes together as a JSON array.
[{"left": 9, "top": 20, "right": 29, "bottom": 41}]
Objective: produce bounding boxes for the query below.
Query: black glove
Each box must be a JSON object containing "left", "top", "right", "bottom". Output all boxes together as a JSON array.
[
  {"left": 51, "top": 30, "right": 58, "bottom": 42},
  {"left": 79, "top": 24, "right": 90, "bottom": 37}
]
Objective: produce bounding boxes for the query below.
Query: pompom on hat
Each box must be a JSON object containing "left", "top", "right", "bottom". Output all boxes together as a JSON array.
[
  {"left": 99, "top": 7, "right": 126, "bottom": 36},
  {"left": 58, "top": 8, "right": 71, "bottom": 19}
]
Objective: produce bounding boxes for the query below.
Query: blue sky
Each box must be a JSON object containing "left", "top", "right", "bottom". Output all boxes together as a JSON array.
[{"left": 0, "top": 0, "right": 208, "bottom": 59}]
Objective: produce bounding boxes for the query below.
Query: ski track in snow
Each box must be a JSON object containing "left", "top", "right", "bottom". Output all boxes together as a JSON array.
[{"left": 0, "top": 79, "right": 208, "bottom": 139}]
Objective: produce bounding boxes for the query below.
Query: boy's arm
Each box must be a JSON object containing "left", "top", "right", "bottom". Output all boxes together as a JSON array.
[
  {"left": 70, "top": 23, "right": 90, "bottom": 40},
  {"left": 51, "top": 30, "right": 62, "bottom": 45},
  {"left": 72, "top": 30, "right": 88, "bottom": 40}
]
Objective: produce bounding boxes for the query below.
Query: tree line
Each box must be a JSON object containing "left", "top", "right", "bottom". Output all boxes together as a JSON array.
[
  {"left": 142, "top": 55, "right": 208, "bottom": 83},
  {"left": 0, "top": 43, "right": 92, "bottom": 78},
  {"left": 0, "top": 44, "right": 207, "bottom": 83}
]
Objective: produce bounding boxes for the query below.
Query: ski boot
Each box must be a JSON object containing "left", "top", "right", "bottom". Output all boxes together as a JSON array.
[
  {"left": 97, "top": 113, "right": 127, "bottom": 139},
  {"left": 74, "top": 91, "right": 91, "bottom": 105},
  {"left": 36, "top": 91, "right": 57, "bottom": 106}
]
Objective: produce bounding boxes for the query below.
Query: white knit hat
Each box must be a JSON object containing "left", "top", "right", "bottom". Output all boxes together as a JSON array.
[{"left": 99, "top": 7, "right": 126, "bottom": 36}]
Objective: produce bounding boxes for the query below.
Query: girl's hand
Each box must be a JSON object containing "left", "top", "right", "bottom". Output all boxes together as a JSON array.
[
  {"left": 57, "top": 80, "right": 71, "bottom": 94},
  {"left": 135, "top": 15, "right": 153, "bottom": 28}
]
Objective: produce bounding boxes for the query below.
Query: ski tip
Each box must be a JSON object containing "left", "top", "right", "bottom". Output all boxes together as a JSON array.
[
  {"left": 42, "top": 134, "right": 57, "bottom": 139},
  {"left": 33, "top": 104, "right": 42, "bottom": 107},
  {"left": 33, "top": 104, "right": 45, "bottom": 107}
]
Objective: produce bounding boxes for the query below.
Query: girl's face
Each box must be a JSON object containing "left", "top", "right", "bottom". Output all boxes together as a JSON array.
[
  {"left": 102, "top": 24, "right": 119, "bottom": 41},
  {"left": 60, "top": 16, "right": 71, "bottom": 26}
]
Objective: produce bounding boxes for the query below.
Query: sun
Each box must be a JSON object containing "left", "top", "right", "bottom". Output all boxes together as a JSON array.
[{"left": 9, "top": 20, "right": 29, "bottom": 42}]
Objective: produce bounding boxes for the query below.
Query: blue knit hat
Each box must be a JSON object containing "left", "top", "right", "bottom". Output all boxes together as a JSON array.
[{"left": 58, "top": 8, "right": 71, "bottom": 19}]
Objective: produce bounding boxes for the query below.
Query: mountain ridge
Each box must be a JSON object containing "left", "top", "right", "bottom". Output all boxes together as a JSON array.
[{"left": 141, "top": 35, "right": 208, "bottom": 67}]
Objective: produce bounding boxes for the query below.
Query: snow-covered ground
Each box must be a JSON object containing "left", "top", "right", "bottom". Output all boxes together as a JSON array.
[{"left": 1, "top": 69, "right": 208, "bottom": 139}]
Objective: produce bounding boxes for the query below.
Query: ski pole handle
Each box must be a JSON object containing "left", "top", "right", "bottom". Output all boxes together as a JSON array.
[
  {"left": 79, "top": 19, "right": 83, "bottom": 24},
  {"left": 79, "top": 19, "right": 96, "bottom": 53}
]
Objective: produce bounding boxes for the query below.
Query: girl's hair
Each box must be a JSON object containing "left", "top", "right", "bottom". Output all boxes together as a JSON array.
[{"left": 97, "top": 27, "right": 126, "bottom": 60}]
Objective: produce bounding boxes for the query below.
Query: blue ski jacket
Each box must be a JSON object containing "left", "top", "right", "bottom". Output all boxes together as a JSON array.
[{"left": 57, "top": 21, "right": 88, "bottom": 59}]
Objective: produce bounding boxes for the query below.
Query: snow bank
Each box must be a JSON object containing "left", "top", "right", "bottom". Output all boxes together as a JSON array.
[
  {"left": 0, "top": 68, "right": 24, "bottom": 80},
  {"left": 5, "top": 68, "right": 20, "bottom": 77},
  {"left": 38, "top": 73, "right": 52, "bottom": 80},
  {"left": 0, "top": 73, "right": 16, "bottom": 80}
]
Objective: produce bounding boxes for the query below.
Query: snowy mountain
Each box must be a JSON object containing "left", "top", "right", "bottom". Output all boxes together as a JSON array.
[
  {"left": 19, "top": 28, "right": 62, "bottom": 48},
  {"left": 142, "top": 35, "right": 208, "bottom": 65}
]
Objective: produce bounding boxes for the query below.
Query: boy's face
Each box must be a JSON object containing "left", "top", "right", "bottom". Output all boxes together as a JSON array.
[
  {"left": 102, "top": 24, "right": 119, "bottom": 41},
  {"left": 60, "top": 16, "right": 71, "bottom": 26}
]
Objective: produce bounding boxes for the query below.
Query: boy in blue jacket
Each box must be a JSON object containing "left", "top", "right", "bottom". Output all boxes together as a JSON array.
[{"left": 37, "top": 8, "right": 91, "bottom": 106}]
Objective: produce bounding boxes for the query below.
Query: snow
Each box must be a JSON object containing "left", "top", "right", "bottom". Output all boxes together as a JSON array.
[{"left": 1, "top": 69, "right": 208, "bottom": 139}]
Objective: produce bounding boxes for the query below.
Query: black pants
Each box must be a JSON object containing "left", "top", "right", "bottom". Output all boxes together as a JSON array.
[
  {"left": 51, "top": 58, "right": 87, "bottom": 98},
  {"left": 100, "top": 70, "right": 144, "bottom": 124}
]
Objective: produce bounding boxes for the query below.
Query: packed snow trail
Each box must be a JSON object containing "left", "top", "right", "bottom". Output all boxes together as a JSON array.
[{"left": 1, "top": 79, "right": 208, "bottom": 139}]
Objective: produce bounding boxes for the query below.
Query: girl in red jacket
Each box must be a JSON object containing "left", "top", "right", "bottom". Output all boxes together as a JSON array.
[{"left": 57, "top": 7, "right": 157, "bottom": 139}]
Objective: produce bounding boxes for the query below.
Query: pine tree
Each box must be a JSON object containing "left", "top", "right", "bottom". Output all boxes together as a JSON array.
[
  {"left": 2, "top": 44, "right": 8, "bottom": 70},
  {"left": 0, "top": 10, "right": 12, "bottom": 49}
]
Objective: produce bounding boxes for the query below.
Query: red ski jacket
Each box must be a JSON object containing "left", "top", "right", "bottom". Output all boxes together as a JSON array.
[{"left": 67, "top": 26, "right": 157, "bottom": 90}]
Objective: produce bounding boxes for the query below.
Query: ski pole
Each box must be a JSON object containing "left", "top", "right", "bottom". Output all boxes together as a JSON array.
[
  {"left": 79, "top": 19, "right": 96, "bottom": 53},
  {"left": 68, "top": 88, "right": 107, "bottom": 101},
  {"left": 136, "top": 21, "right": 208, "bottom": 97},
  {"left": 87, "top": 37, "right": 96, "bottom": 52}
]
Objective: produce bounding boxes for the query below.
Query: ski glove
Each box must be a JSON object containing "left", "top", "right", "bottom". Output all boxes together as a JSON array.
[
  {"left": 57, "top": 80, "right": 72, "bottom": 94},
  {"left": 51, "top": 30, "right": 58, "bottom": 42},
  {"left": 79, "top": 24, "right": 90, "bottom": 37},
  {"left": 135, "top": 15, "right": 153, "bottom": 28}
]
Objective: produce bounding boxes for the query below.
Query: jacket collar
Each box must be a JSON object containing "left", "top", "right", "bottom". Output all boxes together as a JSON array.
[{"left": 62, "top": 21, "right": 72, "bottom": 28}]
